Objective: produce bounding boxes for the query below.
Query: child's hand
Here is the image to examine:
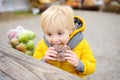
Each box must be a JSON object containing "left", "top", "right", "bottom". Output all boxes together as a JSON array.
[
  {"left": 64, "top": 50, "right": 79, "bottom": 67},
  {"left": 43, "top": 47, "right": 57, "bottom": 62}
]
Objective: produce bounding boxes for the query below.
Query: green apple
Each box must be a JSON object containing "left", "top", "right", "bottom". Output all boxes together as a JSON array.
[
  {"left": 10, "top": 38, "right": 19, "bottom": 48},
  {"left": 27, "top": 31, "right": 35, "bottom": 40},
  {"left": 26, "top": 40, "right": 34, "bottom": 50},
  {"left": 18, "top": 32, "right": 28, "bottom": 43},
  {"left": 16, "top": 43, "right": 27, "bottom": 53},
  {"left": 25, "top": 50, "right": 33, "bottom": 56}
]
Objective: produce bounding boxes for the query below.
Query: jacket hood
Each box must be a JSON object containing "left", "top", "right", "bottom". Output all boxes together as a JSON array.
[{"left": 69, "top": 16, "right": 85, "bottom": 39}]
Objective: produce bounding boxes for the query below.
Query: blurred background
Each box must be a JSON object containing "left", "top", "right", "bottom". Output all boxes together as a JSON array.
[
  {"left": 0, "top": 0, "right": 120, "bottom": 14},
  {"left": 0, "top": 0, "right": 120, "bottom": 21}
]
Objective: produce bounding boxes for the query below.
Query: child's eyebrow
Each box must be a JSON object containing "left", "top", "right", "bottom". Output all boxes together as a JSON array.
[
  {"left": 44, "top": 29, "right": 50, "bottom": 32},
  {"left": 44, "top": 31, "right": 51, "bottom": 34},
  {"left": 57, "top": 29, "right": 64, "bottom": 32},
  {"left": 46, "top": 32, "right": 52, "bottom": 34}
]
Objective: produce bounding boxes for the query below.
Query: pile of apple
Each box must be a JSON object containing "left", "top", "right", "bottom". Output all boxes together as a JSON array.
[{"left": 7, "top": 26, "right": 36, "bottom": 56}]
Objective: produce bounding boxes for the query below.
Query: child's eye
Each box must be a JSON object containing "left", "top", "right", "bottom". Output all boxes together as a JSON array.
[
  {"left": 47, "top": 33, "right": 52, "bottom": 36},
  {"left": 58, "top": 32, "right": 62, "bottom": 35}
]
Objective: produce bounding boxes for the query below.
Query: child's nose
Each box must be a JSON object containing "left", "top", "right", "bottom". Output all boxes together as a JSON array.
[{"left": 52, "top": 37, "right": 60, "bottom": 45}]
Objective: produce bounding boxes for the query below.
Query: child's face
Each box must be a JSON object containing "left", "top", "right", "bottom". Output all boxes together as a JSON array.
[{"left": 44, "top": 26, "right": 70, "bottom": 46}]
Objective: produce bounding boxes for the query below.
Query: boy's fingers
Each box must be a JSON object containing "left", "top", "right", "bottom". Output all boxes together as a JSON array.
[
  {"left": 65, "top": 50, "right": 74, "bottom": 54},
  {"left": 49, "top": 50, "right": 57, "bottom": 54},
  {"left": 49, "top": 53, "right": 57, "bottom": 58},
  {"left": 64, "top": 53, "right": 72, "bottom": 57},
  {"left": 48, "top": 47, "right": 55, "bottom": 50},
  {"left": 48, "top": 56, "right": 57, "bottom": 61},
  {"left": 64, "top": 55, "right": 72, "bottom": 60}
]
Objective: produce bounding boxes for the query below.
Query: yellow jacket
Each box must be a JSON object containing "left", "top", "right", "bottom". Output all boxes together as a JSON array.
[{"left": 33, "top": 16, "right": 96, "bottom": 78}]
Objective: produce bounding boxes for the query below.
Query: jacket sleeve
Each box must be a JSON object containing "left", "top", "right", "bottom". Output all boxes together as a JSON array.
[
  {"left": 79, "top": 39, "right": 96, "bottom": 75},
  {"left": 33, "top": 39, "right": 47, "bottom": 60}
]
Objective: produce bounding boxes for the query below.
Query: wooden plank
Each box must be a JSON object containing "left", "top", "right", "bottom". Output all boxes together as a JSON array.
[
  {"left": 0, "top": 44, "right": 81, "bottom": 80},
  {"left": 0, "top": 71, "right": 13, "bottom": 80}
]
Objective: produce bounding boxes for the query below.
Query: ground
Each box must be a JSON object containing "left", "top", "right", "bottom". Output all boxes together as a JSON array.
[{"left": 0, "top": 10, "right": 120, "bottom": 80}]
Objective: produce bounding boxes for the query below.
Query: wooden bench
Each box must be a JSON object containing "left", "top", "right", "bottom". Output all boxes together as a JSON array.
[{"left": 0, "top": 44, "right": 81, "bottom": 80}]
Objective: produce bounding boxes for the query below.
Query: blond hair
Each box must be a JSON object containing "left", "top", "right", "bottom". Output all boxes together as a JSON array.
[{"left": 40, "top": 5, "right": 75, "bottom": 32}]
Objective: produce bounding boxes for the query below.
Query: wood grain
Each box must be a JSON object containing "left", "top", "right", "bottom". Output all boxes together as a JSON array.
[{"left": 0, "top": 44, "right": 81, "bottom": 80}]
